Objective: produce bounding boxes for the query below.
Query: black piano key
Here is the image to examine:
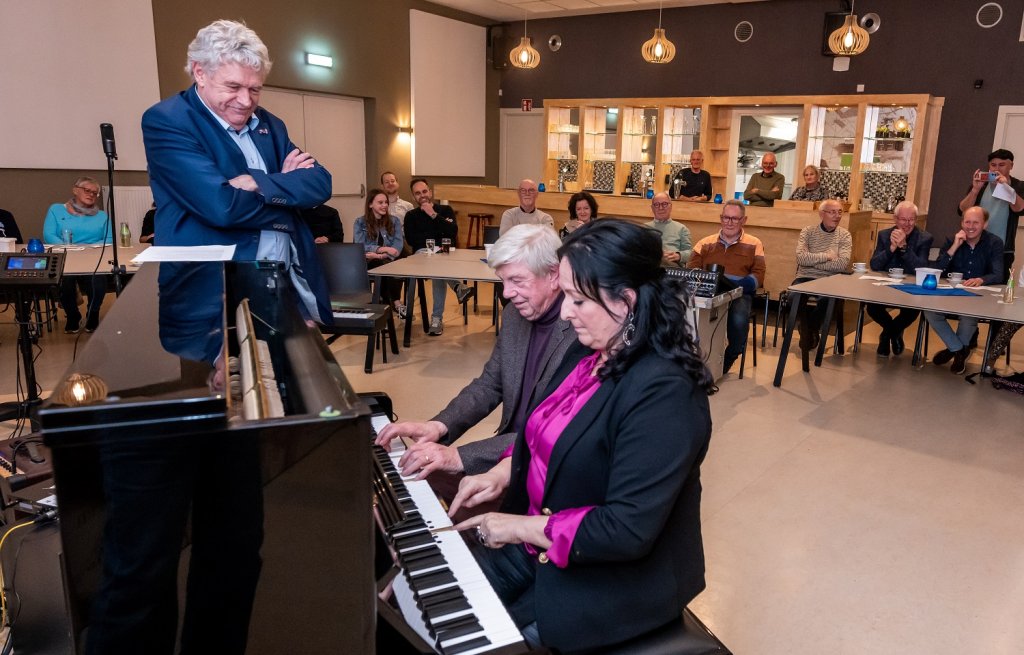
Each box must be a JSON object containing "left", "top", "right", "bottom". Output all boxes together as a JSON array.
[
  {"left": 423, "top": 598, "right": 472, "bottom": 619},
  {"left": 435, "top": 620, "right": 486, "bottom": 642},
  {"left": 405, "top": 553, "right": 448, "bottom": 574},
  {"left": 412, "top": 569, "right": 458, "bottom": 590},
  {"left": 417, "top": 586, "right": 464, "bottom": 607},
  {"left": 432, "top": 609, "right": 479, "bottom": 630},
  {"left": 394, "top": 531, "right": 435, "bottom": 550},
  {"left": 399, "top": 545, "right": 444, "bottom": 564},
  {"left": 427, "top": 614, "right": 479, "bottom": 638},
  {"left": 443, "top": 635, "right": 492, "bottom": 655}
]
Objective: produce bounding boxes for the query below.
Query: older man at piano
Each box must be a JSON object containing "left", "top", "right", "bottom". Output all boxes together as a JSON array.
[
  {"left": 376, "top": 224, "right": 574, "bottom": 483},
  {"left": 448, "top": 220, "right": 714, "bottom": 651}
]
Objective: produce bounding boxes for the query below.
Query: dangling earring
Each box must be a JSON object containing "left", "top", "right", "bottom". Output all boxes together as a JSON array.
[{"left": 622, "top": 311, "right": 636, "bottom": 347}]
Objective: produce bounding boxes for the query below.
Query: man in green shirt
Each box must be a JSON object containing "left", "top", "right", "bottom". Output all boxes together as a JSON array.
[
  {"left": 744, "top": 152, "right": 785, "bottom": 207},
  {"left": 646, "top": 192, "right": 692, "bottom": 267}
]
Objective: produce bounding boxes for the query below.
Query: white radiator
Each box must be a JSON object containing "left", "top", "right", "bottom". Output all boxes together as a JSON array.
[{"left": 101, "top": 185, "right": 153, "bottom": 244}]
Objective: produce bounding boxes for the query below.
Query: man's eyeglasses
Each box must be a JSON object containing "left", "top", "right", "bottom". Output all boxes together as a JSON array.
[
  {"left": 652, "top": 202, "right": 671, "bottom": 209},
  {"left": 821, "top": 209, "right": 843, "bottom": 216},
  {"left": 720, "top": 215, "right": 742, "bottom": 223},
  {"left": 75, "top": 186, "right": 100, "bottom": 195},
  {"left": 518, "top": 189, "right": 537, "bottom": 194}
]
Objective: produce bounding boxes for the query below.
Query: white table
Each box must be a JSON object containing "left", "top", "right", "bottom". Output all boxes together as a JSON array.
[
  {"left": 773, "top": 274, "right": 1023, "bottom": 387},
  {"left": 370, "top": 249, "right": 500, "bottom": 346}
]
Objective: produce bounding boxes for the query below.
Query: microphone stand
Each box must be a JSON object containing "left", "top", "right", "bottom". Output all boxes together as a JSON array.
[{"left": 104, "top": 149, "right": 125, "bottom": 296}]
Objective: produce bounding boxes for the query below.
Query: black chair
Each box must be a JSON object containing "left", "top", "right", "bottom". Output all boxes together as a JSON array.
[
  {"left": 564, "top": 607, "right": 731, "bottom": 655},
  {"left": 315, "top": 243, "right": 398, "bottom": 373},
  {"left": 738, "top": 288, "right": 770, "bottom": 379}
]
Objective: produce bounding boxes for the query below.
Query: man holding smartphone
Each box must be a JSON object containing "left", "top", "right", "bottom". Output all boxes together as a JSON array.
[{"left": 958, "top": 148, "right": 1024, "bottom": 280}]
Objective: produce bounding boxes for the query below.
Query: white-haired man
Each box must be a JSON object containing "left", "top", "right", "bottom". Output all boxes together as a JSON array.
[{"left": 376, "top": 224, "right": 575, "bottom": 488}]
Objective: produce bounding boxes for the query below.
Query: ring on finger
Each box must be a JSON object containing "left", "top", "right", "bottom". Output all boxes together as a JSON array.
[{"left": 476, "top": 526, "right": 488, "bottom": 546}]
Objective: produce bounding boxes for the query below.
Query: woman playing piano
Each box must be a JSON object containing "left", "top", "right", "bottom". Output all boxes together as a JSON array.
[{"left": 450, "top": 219, "right": 715, "bottom": 651}]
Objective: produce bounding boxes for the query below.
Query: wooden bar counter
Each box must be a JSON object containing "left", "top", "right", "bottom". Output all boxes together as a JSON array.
[{"left": 436, "top": 184, "right": 899, "bottom": 296}]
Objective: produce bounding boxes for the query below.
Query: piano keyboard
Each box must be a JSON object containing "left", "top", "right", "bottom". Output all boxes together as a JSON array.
[{"left": 371, "top": 414, "right": 526, "bottom": 655}]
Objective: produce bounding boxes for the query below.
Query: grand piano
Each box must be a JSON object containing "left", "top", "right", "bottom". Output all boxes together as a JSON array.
[{"left": 39, "top": 260, "right": 378, "bottom": 653}]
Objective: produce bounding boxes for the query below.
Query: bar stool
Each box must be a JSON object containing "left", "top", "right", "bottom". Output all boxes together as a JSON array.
[{"left": 467, "top": 213, "right": 494, "bottom": 249}]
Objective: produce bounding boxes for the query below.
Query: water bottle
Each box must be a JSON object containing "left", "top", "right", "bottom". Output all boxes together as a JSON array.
[{"left": 120, "top": 222, "right": 132, "bottom": 247}]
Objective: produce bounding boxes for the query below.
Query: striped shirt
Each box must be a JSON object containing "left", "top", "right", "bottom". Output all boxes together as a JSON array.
[{"left": 795, "top": 223, "right": 852, "bottom": 279}]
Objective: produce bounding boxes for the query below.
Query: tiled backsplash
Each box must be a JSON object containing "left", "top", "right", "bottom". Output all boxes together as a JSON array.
[
  {"left": 591, "top": 161, "right": 615, "bottom": 191},
  {"left": 862, "top": 172, "right": 908, "bottom": 209}
]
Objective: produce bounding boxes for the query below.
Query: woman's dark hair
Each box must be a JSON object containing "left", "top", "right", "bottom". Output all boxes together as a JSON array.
[
  {"left": 558, "top": 219, "right": 715, "bottom": 394},
  {"left": 567, "top": 191, "right": 599, "bottom": 220},
  {"left": 363, "top": 187, "right": 394, "bottom": 241}
]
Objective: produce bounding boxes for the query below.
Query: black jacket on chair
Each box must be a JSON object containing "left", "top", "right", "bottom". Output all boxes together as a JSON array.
[{"left": 502, "top": 342, "right": 713, "bottom": 651}]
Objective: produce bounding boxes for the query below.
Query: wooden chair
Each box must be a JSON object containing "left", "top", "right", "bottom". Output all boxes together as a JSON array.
[{"left": 314, "top": 243, "right": 398, "bottom": 373}]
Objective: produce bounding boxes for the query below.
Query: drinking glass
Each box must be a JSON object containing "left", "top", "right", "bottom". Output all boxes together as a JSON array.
[
  {"left": 425, "top": 238, "right": 436, "bottom": 255},
  {"left": 62, "top": 228, "right": 73, "bottom": 245}
]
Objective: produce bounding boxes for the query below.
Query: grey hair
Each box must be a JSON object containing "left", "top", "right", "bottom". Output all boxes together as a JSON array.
[
  {"left": 73, "top": 176, "right": 99, "bottom": 188},
  {"left": 184, "top": 20, "right": 271, "bottom": 80},
  {"left": 893, "top": 199, "right": 918, "bottom": 217},
  {"left": 488, "top": 224, "right": 560, "bottom": 278},
  {"left": 722, "top": 198, "right": 746, "bottom": 217}
]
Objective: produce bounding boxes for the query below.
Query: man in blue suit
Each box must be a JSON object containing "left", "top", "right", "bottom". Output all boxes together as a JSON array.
[
  {"left": 86, "top": 21, "right": 330, "bottom": 655},
  {"left": 142, "top": 18, "right": 333, "bottom": 326}
]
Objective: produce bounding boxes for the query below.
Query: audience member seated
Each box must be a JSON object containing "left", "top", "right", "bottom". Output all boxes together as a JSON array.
[
  {"left": 354, "top": 188, "right": 404, "bottom": 318},
  {"left": 744, "top": 152, "right": 785, "bottom": 207},
  {"left": 376, "top": 224, "right": 573, "bottom": 497},
  {"left": 793, "top": 199, "right": 852, "bottom": 351},
  {"left": 0, "top": 204, "right": 23, "bottom": 243},
  {"left": 300, "top": 204, "right": 344, "bottom": 243},
  {"left": 646, "top": 191, "right": 692, "bottom": 268},
  {"left": 403, "top": 177, "right": 474, "bottom": 336},
  {"left": 140, "top": 202, "right": 156, "bottom": 244},
  {"left": 689, "top": 199, "right": 767, "bottom": 374},
  {"left": 671, "top": 150, "right": 712, "bottom": 202},
  {"left": 380, "top": 171, "right": 414, "bottom": 223},
  {"left": 925, "top": 206, "right": 1004, "bottom": 375},
  {"left": 499, "top": 179, "right": 554, "bottom": 235},
  {"left": 957, "top": 148, "right": 1024, "bottom": 281},
  {"left": 559, "top": 191, "right": 598, "bottom": 239},
  {"left": 43, "top": 176, "right": 111, "bottom": 333},
  {"left": 448, "top": 219, "right": 714, "bottom": 652},
  {"left": 868, "top": 200, "right": 933, "bottom": 356},
  {"left": 789, "top": 165, "right": 830, "bottom": 202}
]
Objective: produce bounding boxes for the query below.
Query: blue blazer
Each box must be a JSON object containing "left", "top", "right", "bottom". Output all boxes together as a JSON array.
[{"left": 142, "top": 86, "right": 334, "bottom": 323}]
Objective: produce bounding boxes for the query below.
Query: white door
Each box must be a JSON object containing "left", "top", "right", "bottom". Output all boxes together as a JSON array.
[
  {"left": 260, "top": 89, "right": 367, "bottom": 241},
  {"left": 499, "top": 109, "right": 546, "bottom": 189}
]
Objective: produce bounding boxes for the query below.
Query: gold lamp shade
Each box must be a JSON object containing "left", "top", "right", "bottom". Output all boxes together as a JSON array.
[
  {"left": 54, "top": 372, "right": 109, "bottom": 406},
  {"left": 641, "top": 28, "right": 676, "bottom": 64},
  {"left": 510, "top": 36, "right": 540, "bottom": 69},
  {"left": 828, "top": 14, "right": 870, "bottom": 56}
]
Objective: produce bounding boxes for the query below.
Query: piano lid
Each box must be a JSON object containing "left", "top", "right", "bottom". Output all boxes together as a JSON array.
[{"left": 41, "top": 261, "right": 366, "bottom": 446}]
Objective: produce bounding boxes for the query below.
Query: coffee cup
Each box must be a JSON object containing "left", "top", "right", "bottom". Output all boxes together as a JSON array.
[
  {"left": 888, "top": 267, "right": 904, "bottom": 279},
  {"left": 852, "top": 262, "right": 867, "bottom": 273},
  {"left": 0, "top": 237, "right": 15, "bottom": 253},
  {"left": 948, "top": 272, "right": 963, "bottom": 285}
]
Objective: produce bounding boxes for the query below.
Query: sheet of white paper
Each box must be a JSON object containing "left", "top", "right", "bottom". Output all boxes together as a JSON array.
[
  {"left": 130, "top": 245, "right": 236, "bottom": 263},
  {"left": 993, "top": 182, "right": 1017, "bottom": 204}
]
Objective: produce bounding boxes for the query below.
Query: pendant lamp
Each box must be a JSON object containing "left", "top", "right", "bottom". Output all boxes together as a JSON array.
[
  {"left": 641, "top": 1, "right": 676, "bottom": 64},
  {"left": 828, "top": 0, "right": 870, "bottom": 56}
]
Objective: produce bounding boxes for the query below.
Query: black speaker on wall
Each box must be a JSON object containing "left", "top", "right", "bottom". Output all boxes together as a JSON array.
[
  {"left": 821, "top": 12, "right": 848, "bottom": 56},
  {"left": 489, "top": 25, "right": 509, "bottom": 70}
]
